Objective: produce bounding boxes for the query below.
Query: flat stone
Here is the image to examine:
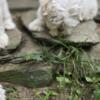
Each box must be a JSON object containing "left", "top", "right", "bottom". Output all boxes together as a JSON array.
[
  {"left": 6, "top": 28, "right": 22, "bottom": 51},
  {"left": 16, "top": 32, "right": 41, "bottom": 56},
  {"left": 21, "top": 10, "right": 52, "bottom": 40},
  {"left": 8, "top": 0, "right": 39, "bottom": 10},
  {"left": 66, "top": 21, "right": 100, "bottom": 45},
  {"left": 0, "top": 63, "right": 54, "bottom": 87},
  {"left": 0, "top": 28, "right": 22, "bottom": 56},
  {"left": 21, "top": 10, "right": 37, "bottom": 28}
]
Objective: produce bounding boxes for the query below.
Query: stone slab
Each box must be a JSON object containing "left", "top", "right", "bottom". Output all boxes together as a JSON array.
[
  {"left": 8, "top": 0, "right": 39, "bottom": 10},
  {"left": 6, "top": 28, "right": 22, "bottom": 51},
  {"left": 0, "top": 63, "right": 54, "bottom": 87},
  {"left": 21, "top": 10, "right": 52, "bottom": 40},
  {"left": 21, "top": 10, "right": 37, "bottom": 28},
  {"left": 66, "top": 21, "right": 100, "bottom": 44},
  {"left": 0, "top": 28, "right": 22, "bottom": 56}
]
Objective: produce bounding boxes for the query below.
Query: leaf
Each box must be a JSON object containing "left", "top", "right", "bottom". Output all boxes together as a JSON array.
[
  {"left": 85, "top": 76, "right": 100, "bottom": 83},
  {"left": 93, "top": 89, "right": 100, "bottom": 100},
  {"left": 32, "top": 53, "right": 43, "bottom": 61},
  {"left": 85, "top": 77, "right": 93, "bottom": 83},
  {"left": 56, "top": 76, "right": 71, "bottom": 84}
]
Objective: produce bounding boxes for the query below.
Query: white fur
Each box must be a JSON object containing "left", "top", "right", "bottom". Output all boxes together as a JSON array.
[
  {"left": 0, "top": 33, "right": 9, "bottom": 49},
  {"left": 0, "top": 0, "right": 16, "bottom": 30},
  {"left": 0, "top": 85, "right": 6, "bottom": 100},
  {"left": 29, "top": 0, "right": 98, "bottom": 36},
  {"left": 0, "top": 0, "right": 15, "bottom": 48}
]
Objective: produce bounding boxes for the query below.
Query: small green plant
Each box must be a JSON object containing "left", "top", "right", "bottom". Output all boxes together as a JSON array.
[
  {"left": 35, "top": 88, "right": 58, "bottom": 100},
  {"left": 30, "top": 38, "right": 99, "bottom": 99},
  {"left": 56, "top": 76, "right": 71, "bottom": 89},
  {"left": 93, "top": 88, "right": 100, "bottom": 100},
  {"left": 25, "top": 52, "right": 43, "bottom": 61}
]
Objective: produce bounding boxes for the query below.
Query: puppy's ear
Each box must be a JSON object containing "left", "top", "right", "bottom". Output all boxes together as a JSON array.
[{"left": 39, "top": 0, "right": 49, "bottom": 6}]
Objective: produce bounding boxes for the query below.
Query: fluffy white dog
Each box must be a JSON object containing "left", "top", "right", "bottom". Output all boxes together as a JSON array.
[
  {"left": 0, "top": 0, "right": 16, "bottom": 49},
  {"left": 29, "top": 0, "right": 98, "bottom": 36},
  {"left": 0, "top": 84, "right": 6, "bottom": 100}
]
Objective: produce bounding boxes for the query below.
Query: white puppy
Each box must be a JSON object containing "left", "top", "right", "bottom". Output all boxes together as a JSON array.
[
  {"left": 29, "top": 0, "right": 98, "bottom": 36},
  {"left": 0, "top": 0, "right": 16, "bottom": 49},
  {"left": 0, "top": 84, "right": 6, "bottom": 100}
]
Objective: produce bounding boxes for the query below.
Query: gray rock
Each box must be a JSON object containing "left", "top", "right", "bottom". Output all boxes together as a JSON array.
[
  {"left": 66, "top": 21, "right": 100, "bottom": 45},
  {"left": 21, "top": 10, "right": 37, "bottom": 28},
  {"left": 21, "top": 10, "right": 52, "bottom": 40},
  {"left": 0, "top": 30, "right": 42, "bottom": 64},
  {"left": 6, "top": 28, "right": 22, "bottom": 51},
  {"left": 8, "top": 0, "right": 39, "bottom": 10},
  {"left": 0, "top": 28, "right": 22, "bottom": 56},
  {"left": 0, "top": 63, "right": 54, "bottom": 87},
  {"left": 89, "top": 43, "right": 100, "bottom": 60}
]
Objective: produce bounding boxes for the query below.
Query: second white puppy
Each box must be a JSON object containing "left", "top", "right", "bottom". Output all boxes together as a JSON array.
[{"left": 29, "top": 0, "right": 98, "bottom": 36}]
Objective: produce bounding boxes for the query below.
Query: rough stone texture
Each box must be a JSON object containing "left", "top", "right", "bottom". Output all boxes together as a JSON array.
[
  {"left": 81, "top": 25, "right": 100, "bottom": 60},
  {"left": 0, "top": 30, "right": 42, "bottom": 64},
  {"left": 8, "top": 0, "right": 39, "bottom": 10},
  {"left": 66, "top": 21, "right": 100, "bottom": 44},
  {"left": 16, "top": 31, "right": 41, "bottom": 56},
  {"left": 0, "top": 63, "right": 54, "bottom": 87},
  {"left": 21, "top": 10, "right": 36, "bottom": 28},
  {"left": 0, "top": 28, "right": 22, "bottom": 56},
  {"left": 21, "top": 11, "right": 52, "bottom": 40},
  {"left": 6, "top": 28, "right": 22, "bottom": 51}
]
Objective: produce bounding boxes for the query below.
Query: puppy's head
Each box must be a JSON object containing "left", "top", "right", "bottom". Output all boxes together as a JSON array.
[{"left": 39, "top": 0, "right": 50, "bottom": 6}]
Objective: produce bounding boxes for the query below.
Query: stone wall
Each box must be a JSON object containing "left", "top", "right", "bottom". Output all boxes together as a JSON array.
[{"left": 8, "top": 0, "right": 100, "bottom": 10}]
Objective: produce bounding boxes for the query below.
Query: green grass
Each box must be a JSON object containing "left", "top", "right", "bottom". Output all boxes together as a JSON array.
[{"left": 23, "top": 38, "right": 100, "bottom": 99}]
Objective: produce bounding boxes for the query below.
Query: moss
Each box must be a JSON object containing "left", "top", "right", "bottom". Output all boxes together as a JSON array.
[{"left": 0, "top": 63, "right": 54, "bottom": 87}]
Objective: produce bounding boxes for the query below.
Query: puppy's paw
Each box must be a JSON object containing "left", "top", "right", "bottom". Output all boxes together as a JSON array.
[
  {"left": 0, "top": 33, "right": 9, "bottom": 49},
  {"left": 64, "top": 18, "right": 80, "bottom": 27},
  {"left": 28, "top": 20, "right": 44, "bottom": 32},
  {"left": 70, "top": 20, "right": 80, "bottom": 27},
  {"left": 4, "top": 19, "right": 16, "bottom": 30}
]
